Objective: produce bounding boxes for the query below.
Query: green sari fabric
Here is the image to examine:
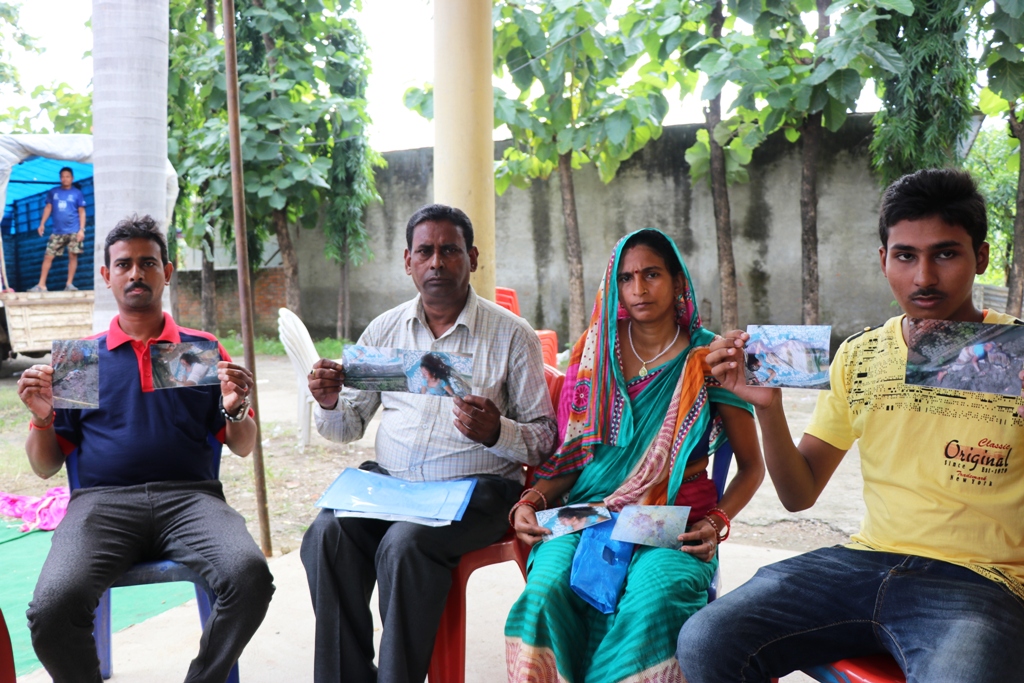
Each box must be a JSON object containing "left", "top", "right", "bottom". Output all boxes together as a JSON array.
[{"left": 506, "top": 229, "right": 749, "bottom": 683}]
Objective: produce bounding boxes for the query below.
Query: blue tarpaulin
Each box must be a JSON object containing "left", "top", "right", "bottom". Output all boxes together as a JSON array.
[
  {"left": 3, "top": 158, "right": 93, "bottom": 215},
  {"left": 1, "top": 159, "right": 95, "bottom": 291}
]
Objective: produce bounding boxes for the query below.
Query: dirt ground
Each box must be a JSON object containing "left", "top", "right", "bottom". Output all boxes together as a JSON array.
[{"left": 0, "top": 354, "right": 858, "bottom": 556}]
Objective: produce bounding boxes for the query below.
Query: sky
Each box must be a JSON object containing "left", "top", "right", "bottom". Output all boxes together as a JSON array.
[{"left": 4, "top": 0, "right": 881, "bottom": 153}]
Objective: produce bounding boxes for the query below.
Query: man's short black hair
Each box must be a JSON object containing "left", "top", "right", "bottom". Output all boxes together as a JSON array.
[
  {"left": 104, "top": 214, "right": 169, "bottom": 267},
  {"left": 405, "top": 204, "right": 474, "bottom": 250},
  {"left": 59, "top": 167, "right": 73, "bottom": 177},
  {"left": 879, "top": 169, "right": 987, "bottom": 252}
]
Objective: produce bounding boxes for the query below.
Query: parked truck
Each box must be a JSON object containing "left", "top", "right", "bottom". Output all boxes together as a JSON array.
[{"left": 0, "top": 291, "right": 94, "bottom": 370}]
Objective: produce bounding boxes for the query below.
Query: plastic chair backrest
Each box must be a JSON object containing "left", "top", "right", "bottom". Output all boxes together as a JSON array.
[
  {"left": 536, "top": 330, "right": 559, "bottom": 367},
  {"left": 544, "top": 364, "right": 565, "bottom": 408},
  {"left": 277, "top": 308, "right": 319, "bottom": 379},
  {"left": 495, "top": 287, "right": 521, "bottom": 316}
]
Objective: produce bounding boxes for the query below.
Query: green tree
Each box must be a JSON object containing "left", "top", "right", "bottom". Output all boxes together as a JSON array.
[
  {"left": 0, "top": 82, "right": 92, "bottom": 134},
  {"left": 0, "top": 1, "right": 38, "bottom": 92},
  {"left": 168, "top": 0, "right": 379, "bottom": 323},
  {"left": 975, "top": 0, "right": 1024, "bottom": 314},
  {"left": 964, "top": 127, "right": 1019, "bottom": 287},
  {"left": 870, "top": 1, "right": 976, "bottom": 186},
  {"left": 407, "top": 0, "right": 671, "bottom": 343},
  {"left": 644, "top": 0, "right": 907, "bottom": 327}
]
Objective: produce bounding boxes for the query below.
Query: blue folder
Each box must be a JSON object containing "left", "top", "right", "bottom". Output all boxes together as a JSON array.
[{"left": 316, "top": 467, "right": 477, "bottom": 525}]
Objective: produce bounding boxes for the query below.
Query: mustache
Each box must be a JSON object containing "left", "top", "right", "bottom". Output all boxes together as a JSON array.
[
  {"left": 125, "top": 282, "right": 152, "bottom": 294},
  {"left": 910, "top": 288, "right": 944, "bottom": 298}
]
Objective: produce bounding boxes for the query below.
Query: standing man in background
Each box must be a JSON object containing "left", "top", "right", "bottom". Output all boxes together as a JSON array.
[{"left": 30, "top": 166, "right": 86, "bottom": 292}]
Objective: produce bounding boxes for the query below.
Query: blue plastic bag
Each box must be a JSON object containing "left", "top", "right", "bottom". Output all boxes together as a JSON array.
[{"left": 569, "top": 514, "right": 634, "bottom": 614}]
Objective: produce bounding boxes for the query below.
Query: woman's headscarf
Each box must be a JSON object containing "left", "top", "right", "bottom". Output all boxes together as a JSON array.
[{"left": 536, "top": 228, "right": 728, "bottom": 507}]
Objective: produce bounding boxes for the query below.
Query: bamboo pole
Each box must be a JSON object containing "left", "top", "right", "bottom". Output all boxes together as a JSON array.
[{"left": 221, "top": 0, "right": 273, "bottom": 557}]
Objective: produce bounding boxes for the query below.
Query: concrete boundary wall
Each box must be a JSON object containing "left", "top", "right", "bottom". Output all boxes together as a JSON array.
[{"left": 295, "top": 114, "right": 894, "bottom": 344}]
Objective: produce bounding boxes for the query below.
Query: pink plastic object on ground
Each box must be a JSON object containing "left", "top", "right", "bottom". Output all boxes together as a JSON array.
[{"left": 0, "top": 486, "right": 69, "bottom": 532}]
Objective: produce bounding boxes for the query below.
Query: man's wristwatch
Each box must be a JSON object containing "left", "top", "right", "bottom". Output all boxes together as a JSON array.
[{"left": 220, "top": 394, "right": 251, "bottom": 422}]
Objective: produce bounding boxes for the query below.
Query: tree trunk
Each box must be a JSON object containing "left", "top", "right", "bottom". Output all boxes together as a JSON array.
[
  {"left": 337, "top": 257, "right": 350, "bottom": 341},
  {"left": 707, "top": 2, "right": 738, "bottom": 331},
  {"left": 1005, "top": 108, "right": 1024, "bottom": 317},
  {"left": 201, "top": 232, "right": 218, "bottom": 333},
  {"left": 799, "top": 0, "right": 830, "bottom": 326},
  {"left": 800, "top": 113, "right": 822, "bottom": 325},
  {"left": 273, "top": 209, "right": 301, "bottom": 315},
  {"left": 558, "top": 152, "right": 587, "bottom": 344},
  {"left": 92, "top": 0, "right": 169, "bottom": 330}
]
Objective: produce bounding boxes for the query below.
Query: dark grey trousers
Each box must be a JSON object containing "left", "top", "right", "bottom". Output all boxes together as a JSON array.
[
  {"left": 27, "top": 480, "right": 275, "bottom": 683},
  {"left": 300, "top": 465, "right": 521, "bottom": 683}
]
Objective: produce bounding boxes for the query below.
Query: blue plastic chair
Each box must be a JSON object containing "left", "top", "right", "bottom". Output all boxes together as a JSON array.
[{"left": 67, "top": 435, "right": 241, "bottom": 683}]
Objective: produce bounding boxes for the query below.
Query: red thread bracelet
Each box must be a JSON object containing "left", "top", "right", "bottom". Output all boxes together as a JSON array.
[
  {"left": 520, "top": 487, "right": 548, "bottom": 511},
  {"left": 28, "top": 411, "right": 55, "bottom": 431}
]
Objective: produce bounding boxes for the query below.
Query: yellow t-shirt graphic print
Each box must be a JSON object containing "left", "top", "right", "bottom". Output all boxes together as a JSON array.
[{"left": 805, "top": 311, "right": 1024, "bottom": 598}]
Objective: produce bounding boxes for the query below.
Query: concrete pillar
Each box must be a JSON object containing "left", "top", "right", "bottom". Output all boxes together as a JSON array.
[
  {"left": 433, "top": 0, "right": 495, "bottom": 301},
  {"left": 91, "top": 0, "right": 169, "bottom": 331}
]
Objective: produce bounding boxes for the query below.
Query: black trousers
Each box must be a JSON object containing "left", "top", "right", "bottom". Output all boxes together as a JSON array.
[
  {"left": 27, "top": 481, "right": 275, "bottom": 683},
  {"left": 300, "top": 464, "right": 521, "bottom": 683}
]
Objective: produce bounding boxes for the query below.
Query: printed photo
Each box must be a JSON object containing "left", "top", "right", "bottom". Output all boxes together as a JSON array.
[
  {"left": 342, "top": 346, "right": 474, "bottom": 397},
  {"left": 403, "top": 350, "right": 473, "bottom": 398},
  {"left": 51, "top": 339, "right": 99, "bottom": 409},
  {"left": 342, "top": 346, "right": 409, "bottom": 392},
  {"left": 151, "top": 341, "right": 221, "bottom": 389},
  {"left": 534, "top": 505, "right": 612, "bottom": 541},
  {"left": 609, "top": 505, "right": 692, "bottom": 549},
  {"left": 744, "top": 325, "right": 831, "bottom": 390},
  {"left": 905, "top": 318, "right": 1024, "bottom": 397}
]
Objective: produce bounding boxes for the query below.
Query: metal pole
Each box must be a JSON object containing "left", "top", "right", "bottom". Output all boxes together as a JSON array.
[{"left": 221, "top": 0, "right": 273, "bottom": 557}]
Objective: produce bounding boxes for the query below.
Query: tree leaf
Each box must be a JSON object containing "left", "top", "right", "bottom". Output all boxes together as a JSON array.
[
  {"left": 658, "top": 15, "right": 682, "bottom": 36},
  {"left": 684, "top": 140, "right": 710, "bottom": 180},
  {"left": 827, "top": 68, "right": 862, "bottom": 104},
  {"left": 805, "top": 61, "right": 837, "bottom": 86},
  {"left": 605, "top": 111, "right": 632, "bottom": 146},
  {"left": 763, "top": 107, "right": 785, "bottom": 134},
  {"left": 784, "top": 127, "right": 801, "bottom": 143},
  {"left": 875, "top": 0, "right": 914, "bottom": 16},
  {"left": 731, "top": 0, "right": 762, "bottom": 24},
  {"left": 822, "top": 96, "right": 848, "bottom": 132},
  {"left": 997, "top": 0, "right": 1024, "bottom": 19},
  {"left": 979, "top": 87, "right": 1011, "bottom": 117},
  {"left": 989, "top": 59, "right": 1024, "bottom": 102}
]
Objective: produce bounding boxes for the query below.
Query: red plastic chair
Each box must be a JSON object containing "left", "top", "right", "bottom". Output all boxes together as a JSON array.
[
  {"left": 495, "top": 287, "right": 521, "bottom": 316},
  {"left": 426, "top": 366, "right": 565, "bottom": 683},
  {"left": 536, "top": 329, "right": 559, "bottom": 367},
  {"left": 802, "top": 655, "right": 905, "bottom": 682},
  {"left": 0, "top": 608, "right": 15, "bottom": 683}
]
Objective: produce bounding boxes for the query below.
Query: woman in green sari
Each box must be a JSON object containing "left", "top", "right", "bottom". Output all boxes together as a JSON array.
[{"left": 505, "top": 229, "right": 764, "bottom": 683}]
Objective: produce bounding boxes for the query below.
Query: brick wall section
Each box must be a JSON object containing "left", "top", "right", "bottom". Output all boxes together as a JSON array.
[{"left": 174, "top": 267, "right": 286, "bottom": 337}]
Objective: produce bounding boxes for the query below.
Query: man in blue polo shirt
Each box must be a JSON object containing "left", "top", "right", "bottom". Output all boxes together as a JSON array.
[
  {"left": 30, "top": 166, "right": 87, "bottom": 292},
  {"left": 17, "top": 215, "right": 274, "bottom": 683}
]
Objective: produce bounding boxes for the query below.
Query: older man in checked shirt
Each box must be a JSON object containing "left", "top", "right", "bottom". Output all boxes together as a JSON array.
[{"left": 301, "top": 204, "right": 558, "bottom": 683}]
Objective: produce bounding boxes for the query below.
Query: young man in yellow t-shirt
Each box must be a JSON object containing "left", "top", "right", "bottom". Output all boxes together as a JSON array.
[{"left": 677, "top": 168, "right": 1024, "bottom": 683}]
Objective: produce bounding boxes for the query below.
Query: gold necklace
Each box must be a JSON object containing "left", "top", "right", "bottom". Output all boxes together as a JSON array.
[{"left": 627, "top": 320, "right": 680, "bottom": 377}]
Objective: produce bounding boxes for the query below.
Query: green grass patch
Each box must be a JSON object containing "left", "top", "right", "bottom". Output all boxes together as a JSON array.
[
  {"left": 220, "top": 335, "right": 349, "bottom": 360},
  {"left": 0, "top": 385, "right": 23, "bottom": 433}
]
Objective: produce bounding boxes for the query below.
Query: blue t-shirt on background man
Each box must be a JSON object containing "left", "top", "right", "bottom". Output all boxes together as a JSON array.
[{"left": 45, "top": 186, "right": 86, "bottom": 235}]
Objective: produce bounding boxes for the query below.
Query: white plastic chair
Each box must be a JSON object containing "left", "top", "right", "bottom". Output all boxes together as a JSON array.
[{"left": 277, "top": 308, "right": 320, "bottom": 448}]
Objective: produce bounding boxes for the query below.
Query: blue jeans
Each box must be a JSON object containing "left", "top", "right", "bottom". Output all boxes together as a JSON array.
[{"left": 676, "top": 546, "right": 1024, "bottom": 683}]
